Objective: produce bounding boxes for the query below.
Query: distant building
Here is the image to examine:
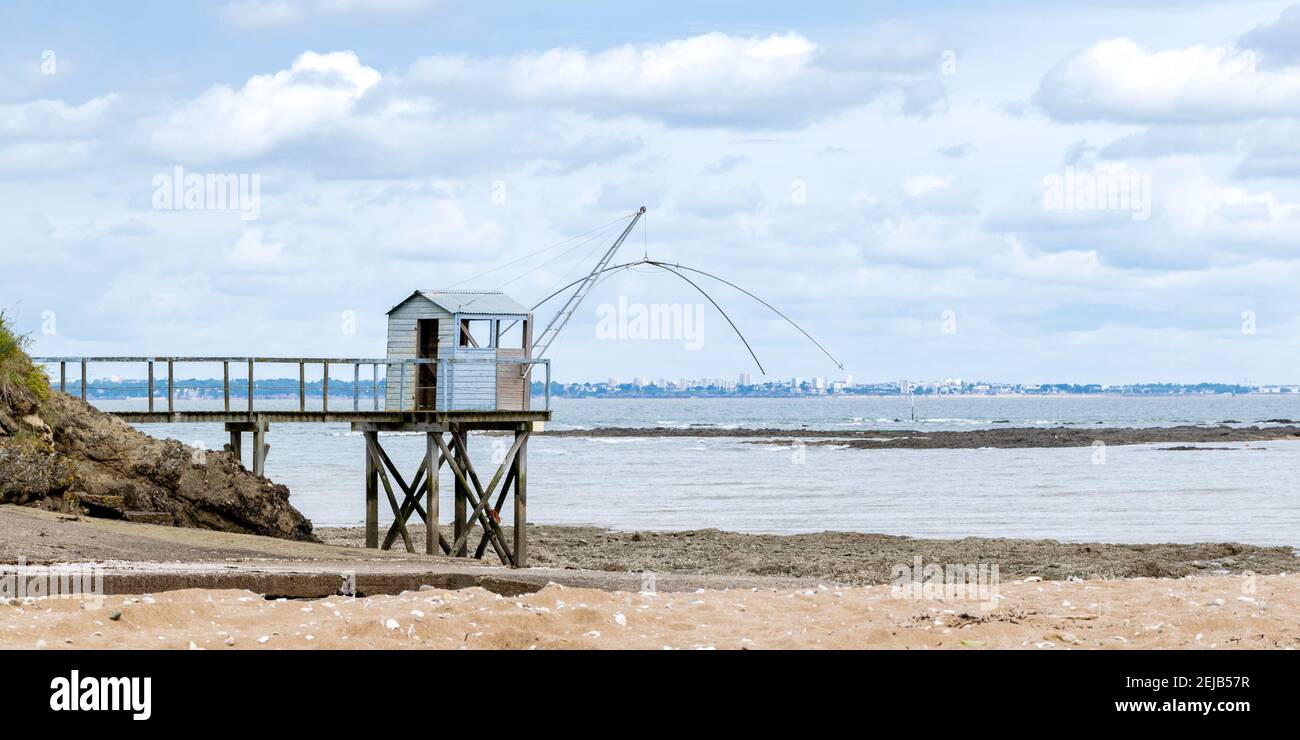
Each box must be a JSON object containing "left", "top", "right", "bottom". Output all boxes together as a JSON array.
[{"left": 738, "top": 372, "right": 752, "bottom": 386}]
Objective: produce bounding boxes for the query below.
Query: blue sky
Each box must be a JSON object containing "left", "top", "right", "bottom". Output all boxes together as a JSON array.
[{"left": 4, "top": 0, "right": 1300, "bottom": 384}]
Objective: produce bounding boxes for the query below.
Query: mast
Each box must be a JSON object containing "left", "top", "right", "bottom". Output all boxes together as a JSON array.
[{"left": 531, "top": 206, "right": 646, "bottom": 361}]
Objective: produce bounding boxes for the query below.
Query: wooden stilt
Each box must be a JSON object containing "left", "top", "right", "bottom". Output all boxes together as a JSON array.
[
  {"left": 513, "top": 428, "right": 528, "bottom": 567},
  {"left": 228, "top": 429, "right": 242, "bottom": 462},
  {"left": 453, "top": 427, "right": 468, "bottom": 557},
  {"left": 426, "top": 432, "right": 438, "bottom": 555},
  {"left": 364, "top": 430, "right": 378, "bottom": 549},
  {"left": 251, "top": 420, "right": 268, "bottom": 476}
]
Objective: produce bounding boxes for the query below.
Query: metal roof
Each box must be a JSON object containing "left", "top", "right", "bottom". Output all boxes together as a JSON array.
[{"left": 386, "top": 290, "right": 530, "bottom": 316}]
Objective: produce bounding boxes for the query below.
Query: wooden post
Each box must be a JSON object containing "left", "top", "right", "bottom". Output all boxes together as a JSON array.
[
  {"left": 229, "top": 429, "right": 242, "bottom": 463},
  {"left": 353, "top": 363, "right": 360, "bottom": 412},
  {"left": 513, "top": 427, "right": 528, "bottom": 567},
  {"left": 426, "top": 432, "right": 439, "bottom": 555},
  {"left": 298, "top": 361, "right": 305, "bottom": 411},
  {"left": 372, "top": 364, "right": 379, "bottom": 411},
  {"left": 147, "top": 361, "right": 154, "bottom": 412},
  {"left": 247, "top": 359, "right": 254, "bottom": 413},
  {"left": 80, "top": 360, "right": 86, "bottom": 401},
  {"left": 223, "top": 361, "right": 230, "bottom": 411},
  {"left": 167, "top": 358, "right": 174, "bottom": 413},
  {"left": 364, "top": 430, "right": 379, "bottom": 548},
  {"left": 453, "top": 426, "right": 467, "bottom": 556},
  {"left": 59, "top": 362, "right": 65, "bottom": 393},
  {"left": 322, "top": 361, "right": 329, "bottom": 413},
  {"left": 251, "top": 419, "right": 267, "bottom": 476}
]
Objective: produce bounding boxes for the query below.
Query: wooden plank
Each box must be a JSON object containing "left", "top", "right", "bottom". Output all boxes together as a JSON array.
[
  {"left": 446, "top": 432, "right": 513, "bottom": 564},
  {"left": 434, "top": 433, "right": 511, "bottom": 564},
  {"left": 449, "top": 432, "right": 525, "bottom": 554},
  {"left": 474, "top": 465, "right": 516, "bottom": 560}
]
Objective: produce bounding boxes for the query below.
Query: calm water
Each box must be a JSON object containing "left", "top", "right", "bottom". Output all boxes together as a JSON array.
[{"left": 94, "top": 395, "right": 1300, "bottom": 546}]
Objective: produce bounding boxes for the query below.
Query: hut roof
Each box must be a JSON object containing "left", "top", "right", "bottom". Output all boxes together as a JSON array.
[{"left": 386, "top": 290, "right": 530, "bottom": 316}]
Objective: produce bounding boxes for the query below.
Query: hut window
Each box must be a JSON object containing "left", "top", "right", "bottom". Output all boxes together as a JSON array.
[
  {"left": 497, "top": 319, "right": 524, "bottom": 349},
  {"left": 459, "top": 319, "right": 493, "bottom": 348}
]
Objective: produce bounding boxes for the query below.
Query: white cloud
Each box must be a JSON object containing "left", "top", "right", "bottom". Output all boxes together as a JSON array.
[
  {"left": 903, "top": 174, "right": 953, "bottom": 198},
  {"left": 405, "top": 31, "right": 943, "bottom": 127},
  {"left": 1036, "top": 37, "right": 1300, "bottom": 123},
  {"left": 220, "top": 0, "right": 435, "bottom": 28},
  {"left": 148, "top": 51, "right": 380, "bottom": 161},
  {"left": 0, "top": 95, "right": 117, "bottom": 138}
]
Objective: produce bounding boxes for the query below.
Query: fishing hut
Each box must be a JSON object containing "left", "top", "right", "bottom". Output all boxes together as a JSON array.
[{"left": 350, "top": 288, "right": 550, "bottom": 565}]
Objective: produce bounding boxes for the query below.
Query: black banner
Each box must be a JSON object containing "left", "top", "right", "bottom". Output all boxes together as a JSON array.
[{"left": 6, "top": 648, "right": 1284, "bottom": 727}]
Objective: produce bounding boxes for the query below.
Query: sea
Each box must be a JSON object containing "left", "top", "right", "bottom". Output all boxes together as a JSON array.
[{"left": 92, "top": 395, "right": 1300, "bottom": 546}]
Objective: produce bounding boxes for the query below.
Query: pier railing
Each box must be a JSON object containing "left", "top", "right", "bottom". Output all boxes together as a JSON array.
[{"left": 31, "top": 355, "right": 551, "bottom": 414}]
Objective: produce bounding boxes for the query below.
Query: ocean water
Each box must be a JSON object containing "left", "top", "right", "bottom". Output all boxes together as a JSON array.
[{"left": 92, "top": 395, "right": 1300, "bottom": 546}]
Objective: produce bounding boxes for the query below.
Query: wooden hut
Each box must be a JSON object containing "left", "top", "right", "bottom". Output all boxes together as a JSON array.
[{"left": 384, "top": 290, "right": 532, "bottom": 412}]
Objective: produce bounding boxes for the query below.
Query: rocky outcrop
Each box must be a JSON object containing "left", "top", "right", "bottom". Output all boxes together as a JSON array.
[{"left": 0, "top": 325, "right": 314, "bottom": 541}]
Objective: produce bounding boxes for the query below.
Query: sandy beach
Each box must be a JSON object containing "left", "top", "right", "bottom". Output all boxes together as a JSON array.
[{"left": 3, "top": 574, "right": 1294, "bottom": 650}]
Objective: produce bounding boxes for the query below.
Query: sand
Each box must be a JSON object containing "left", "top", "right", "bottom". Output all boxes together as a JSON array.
[{"left": 3, "top": 574, "right": 1295, "bottom": 649}]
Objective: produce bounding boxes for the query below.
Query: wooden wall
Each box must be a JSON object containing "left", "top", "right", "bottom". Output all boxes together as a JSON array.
[{"left": 384, "top": 298, "right": 452, "bottom": 410}]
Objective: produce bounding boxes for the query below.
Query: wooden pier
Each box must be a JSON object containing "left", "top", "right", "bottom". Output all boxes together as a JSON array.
[{"left": 33, "top": 353, "right": 550, "bottom": 567}]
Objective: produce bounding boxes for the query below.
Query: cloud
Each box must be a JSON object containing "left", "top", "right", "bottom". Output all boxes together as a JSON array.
[
  {"left": 0, "top": 95, "right": 117, "bottom": 139},
  {"left": 1035, "top": 37, "right": 1300, "bottom": 123},
  {"left": 219, "top": 0, "right": 435, "bottom": 28},
  {"left": 405, "top": 31, "right": 945, "bottom": 127},
  {"left": 1239, "top": 4, "right": 1300, "bottom": 65},
  {"left": 147, "top": 51, "right": 380, "bottom": 161}
]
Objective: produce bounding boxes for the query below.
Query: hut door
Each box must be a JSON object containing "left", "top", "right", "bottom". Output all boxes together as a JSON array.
[{"left": 416, "top": 319, "right": 439, "bottom": 409}]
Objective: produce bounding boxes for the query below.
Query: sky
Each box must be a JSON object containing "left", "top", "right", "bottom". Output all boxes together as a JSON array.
[{"left": 4, "top": 0, "right": 1300, "bottom": 384}]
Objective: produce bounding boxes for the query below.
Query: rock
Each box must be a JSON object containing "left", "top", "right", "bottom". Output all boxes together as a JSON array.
[
  {"left": 108, "top": 610, "right": 122, "bottom": 621},
  {"left": 124, "top": 511, "right": 175, "bottom": 526},
  {"left": 0, "top": 327, "right": 314, "bottom": 541}
]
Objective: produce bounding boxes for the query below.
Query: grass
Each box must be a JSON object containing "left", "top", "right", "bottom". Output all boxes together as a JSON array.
[{"left": 0, "top": 310, "right": 51, "bottom": 405}]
